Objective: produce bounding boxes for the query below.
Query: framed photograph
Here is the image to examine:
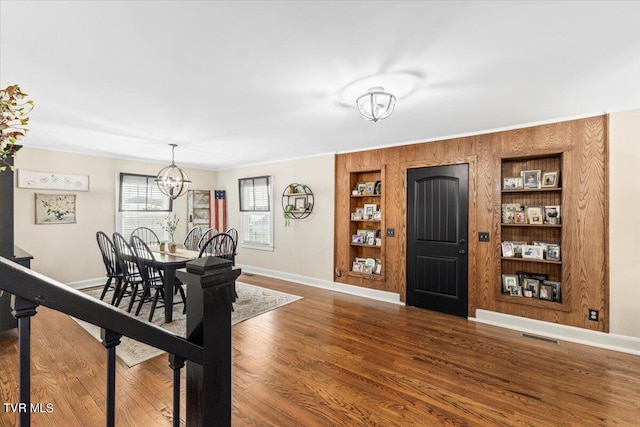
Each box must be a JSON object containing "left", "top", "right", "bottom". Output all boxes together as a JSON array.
[
  {"left": 351, "top": 234, "right": 363, "bottom": 244},
  {"left": 547, "top": 244, "right": 561, "bottom": 261},
  {"left": 501, "top": 241, "right": 515, "bottom": 257},
  {"left": 363, "top": 203, "right": 377, "bottom": 219},
  {"left": 509, "top": 286, "right": 523, "bottom": 297},
  {"left": 543, "top": 280, "right": 562, "bottom": 302},
  {"left": 544, "top": 205, "right": 561, "bottom": 224},
  {"left": 511, "top": 241, "right": 527, "bottom": 257},
  {"left": 539, "top": 283, "right": 553, "bottom": 301},
  {"left": 362, "top": 265, "right": 373, "bottom": 274},
  {"left": 502, "top": 274, "right": 519, "bottom": 293},
  {"left": 514, "top": 210, "right": 528, "bottom": 224},
  {"left": 364, "top": 181, "right": 376, "bottom": 195},
  {"left": 523, "top": 278, "right": 540, "bottom": 298},
  {"left": 522, "top": 245, "right": 544, "bottom": 259},
  {"left": 374, "top": 259, "right": 382, "bottom": 274},
  {"left": 356, "top": 229, "right": 368, "bottom": 237},
  {"left": 356, "top": 182, "right": 366, "bottom": 195},
  {"left": 502, "top": 203, "right": 521, "bottom": 224},
  {"left": 294, "top": 197, "right": 306, "bottom": 211},
  {"left": 541, "top": 171, "right": 559, "bottom": 188},
  {"left": 526, "top": 206, "right": 543, "bottom": 224},
  {"left": 365, "top": 231, "right": 376, "bottom": 245},
  {"left": 372, "top": 210, "right": 382, "bottom": 221},
  {"left": 517, "top": 271, "right": 548, "bottom": 284},
  {"left": 352, "top": 261, "right": 363, "bottom": 272},
  {"left": 374, "top": 181, "right": 382, "bottom": 195},
  {"left": 35, "top": 193, "right": 77, "bottom": 224},
  {"left": 521, "top": 170, "right": 541, "bottom": 189},
  {"left": 503, "top": 177, "right": 524, "bottom": 190}
]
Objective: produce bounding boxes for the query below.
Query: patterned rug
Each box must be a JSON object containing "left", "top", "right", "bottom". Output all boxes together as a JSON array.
[{"left": 72, "top": 282, "right": 302, "bottom": 367}]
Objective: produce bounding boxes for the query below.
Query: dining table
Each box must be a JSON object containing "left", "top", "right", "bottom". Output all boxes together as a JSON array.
[{"left": 148, "top": 246, "right": 200, "bottom": 323}]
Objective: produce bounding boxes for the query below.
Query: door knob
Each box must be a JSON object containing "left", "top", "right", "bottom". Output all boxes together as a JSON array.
[
  {"left": 459, "top": 239, "right": 466, "bottom": 244},
  {"left": 459, "top": 249, "right": 466, "bottom": 255}
]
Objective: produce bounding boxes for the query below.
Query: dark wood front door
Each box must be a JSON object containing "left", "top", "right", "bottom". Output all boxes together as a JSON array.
[{"left": 406, "top": 164, "right": 469, "bottom": 317}]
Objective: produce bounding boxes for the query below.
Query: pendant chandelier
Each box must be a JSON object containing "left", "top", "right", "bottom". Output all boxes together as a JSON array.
[
  {"left": 155, "top": 143, "right": 191, "bottom": 199},
  {"left": 356, "top": 86, "right": 396, "bottom": 122}
]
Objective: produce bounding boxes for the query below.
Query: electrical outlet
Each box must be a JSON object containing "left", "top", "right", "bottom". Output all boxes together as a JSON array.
[
  {"left": 386, "top": 228, "right": 395, "bottom": 237},
  {"left": 478, "top": 232, "right": 490, "bottom": 242},
  {"left": 588, "top": 309, "right": 599, "bottom": 322}
]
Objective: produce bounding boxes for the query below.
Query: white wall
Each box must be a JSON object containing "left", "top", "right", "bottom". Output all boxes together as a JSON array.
[
  {"left": 214, "top": 154, "right": 335, "bottom": 282},
  {"left": 13, "top": 147, "right": 215, "bottom": 284},
  {"left": 609, "top": 109, "right": 640, "bottom": 338}
]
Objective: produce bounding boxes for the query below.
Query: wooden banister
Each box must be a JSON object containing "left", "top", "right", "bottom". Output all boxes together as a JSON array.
[{"left": 0, "top": 256, "right": 203, "bottom": 363}]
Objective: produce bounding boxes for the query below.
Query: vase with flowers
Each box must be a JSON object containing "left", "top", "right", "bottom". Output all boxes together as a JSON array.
[
  {"left": 1, "top": 84, "right": 34, "bottom": 172},
  {"left": 160, "top": 214, "right": 179, "bottom": 251}
]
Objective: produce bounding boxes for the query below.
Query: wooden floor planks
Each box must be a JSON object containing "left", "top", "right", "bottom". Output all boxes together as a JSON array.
[{"left": 1, "top": 273, "right": 639, "bottom": 426}]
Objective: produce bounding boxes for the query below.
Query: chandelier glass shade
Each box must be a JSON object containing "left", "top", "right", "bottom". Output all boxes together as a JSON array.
[
  {"left": 356, "top": 86, "right": 397, "bottom": 122},
  {"left": 156, "top": 144, "right": 191, "bottom": 199}
]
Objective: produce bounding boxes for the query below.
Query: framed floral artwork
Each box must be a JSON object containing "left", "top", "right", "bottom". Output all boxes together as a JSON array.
[{"left": 35, "top": 193, "right": 77, "bottom": 224}]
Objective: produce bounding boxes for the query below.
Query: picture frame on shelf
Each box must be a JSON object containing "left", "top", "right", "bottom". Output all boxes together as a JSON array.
[
  {"left": 511, "top": 241, "right": 527, "bottom": 257},
  {"left": 501, "top": 241, "right": 515, "bottom": 257},
  {"left": 502, "top": 274, "right": 519, "bottom": 293},
  {"left": 541, "top": 171, "right": 559, "bottom": 188},
  {"left": 514, "top": 210, "right": 528, "bottom": 224},
  {"left": 363, "top": 203, "right": 377, "bottom": 219},
  {"left": 544, "top": 205, "right": 561, "bottom": 224},
  {"left": 547, "top": 244, "right": 561, "bottom": 261},
  {"left": 365, "top": 181, "right": 376, "bottom": 195},
  {"left": 522, "top": 245, "right": 544, "bottom": 259},
  {"left": 523, "top": 278, "right": 540, "bottom": 298},
  {"left": 356, "top": 182, "right": 366, "bottom": 195},
  {"left": 372, "top": 210, "right": 382, "bottom": 221},
  {"left": 294, "top": 197, "right": 306, "bottom": 211},
  {"left": 521, "top": 169, "right": 541, "bottom": 189},
  {"left": 543, "top": 280, "right": 562, "bottom": 302},
  {"left": 503, "top": 176, "right": 524, "bottom": 190},
  {"left": 374, "top": 259, "right": 382, "bottom": 274},
  {"left": 509, "top": 286, "right": 523, "bottom": 297},
  {"left": 352, "top": 261, "right": 363, "bottom": 272},
  {"left": 526, "top": 206, "right": 543, "bottom": 224},
  {"left": 502, "top": 203, "right": 521, "bottom": 224},
  {"left": 351, "top": 234, "right": 363, "bottom": 244},
  {"left": 365, "top": 231, "right": 376, "bottom": 245},
  {"left": 374, "top": 181, "right": 382, "bottom": 195},
  {"left": 517, "top": 271, "right": 548, "bottom": 284},
  {"left": 539, "top": 283, "right": 554, "bottom": 301}
]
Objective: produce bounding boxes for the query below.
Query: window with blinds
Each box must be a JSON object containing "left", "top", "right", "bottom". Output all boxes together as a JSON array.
[
  {"left": 238, "top": 176, "right": 273, "bottom": 249},
  {"left": 117, "top": 173, "right": 172, "bottom": 239}
]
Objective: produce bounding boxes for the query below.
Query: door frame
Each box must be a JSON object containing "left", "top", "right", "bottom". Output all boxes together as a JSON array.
[{"left": 400, "top": 155, "right": 478, "bottom": 317}]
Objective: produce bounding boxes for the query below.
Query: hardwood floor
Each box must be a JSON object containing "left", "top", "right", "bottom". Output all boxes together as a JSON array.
[{"left": 1, "top": 274, "right": 639, "bottom": 426}]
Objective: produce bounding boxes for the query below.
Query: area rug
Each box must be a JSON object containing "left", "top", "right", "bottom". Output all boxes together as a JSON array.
[{"left": 72, "top": 282, "right": 302, "bottom": 367}]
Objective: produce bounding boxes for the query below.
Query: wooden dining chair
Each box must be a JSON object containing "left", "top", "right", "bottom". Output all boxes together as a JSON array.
[
  {"left": 183, "top": 226, "right": 203, "bottom": 251},
  {"left": 95, "top": 231, "right": 124, "bottom": 305},
  {"left": 224, "top": 227, "right": 239, "bottom": 256},
  {"left": 130, "top": 226, "right": 161, "bottom": 246},
  {"left": 196, "top": 227, "right": 218, "bottom": 250},
  {"left": 131, "top": 235, "right": 186, "bottom": 322},
  {"left": 199, "top": 232, "right": 237, "bottom": 305},
  {"left": 112, "top": 232, "right": 146, "bottom": 313}
]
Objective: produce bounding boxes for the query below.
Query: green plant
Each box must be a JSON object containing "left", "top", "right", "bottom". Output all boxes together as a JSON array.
[
  {"left": 1, "top": 84, "right": 34, "bottom": 172},
  {"left": 160, "top": 214, "right": 179, "bottom": 243},
  {"left": 284, "top": 204, "right": 294, "bottom": 227}
]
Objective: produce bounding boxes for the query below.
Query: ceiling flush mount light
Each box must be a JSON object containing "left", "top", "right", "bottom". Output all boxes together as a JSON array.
[
  {"left": 156, "top": 143, "right": 191, "bottom": 199},
  {"left": 356, "top": 86, "right": 397, "bottom": 122}
]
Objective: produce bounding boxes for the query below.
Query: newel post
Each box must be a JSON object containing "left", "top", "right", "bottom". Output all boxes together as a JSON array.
[{"left": 177, "top": 256, "right": 241, "bottom": 427}]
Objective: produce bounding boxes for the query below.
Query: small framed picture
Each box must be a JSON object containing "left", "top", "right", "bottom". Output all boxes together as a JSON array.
[
  {"left": 509, "top": 286, "right": 523, "bottom": 297},
  {"left": 547, "top": 244, "right": 561, "bottom": 261},
  {"left": 356, "top": 182, "right": 366, "bottom": 195},
  {"left": 539, "top": 283, "right": 554, "bottom": 301},
  {"left": 352, "top": 261, "right": 363, "bottom": 272},
  {"left": 374, "top": 181, "right": 382, "bottom": 195},
  {"left": 351, "top": 234, "right": 363, "bottom": 244},
  {"left": 541, "top": 171, "right": 559, "bottom": 188},
  {"left": 363, "top": 203, "right": 377, "bottom": 219},
  {"left": 544, "top": 205, "right": 560, "bottom": 224},
  {"left": 514, "top": 210, "right": 528, "bottom": 224},
  {"left": 517, "top": 271, "right": 548, "bottom": 284},
  {"left": 503, "top": 177, "right": 524, "bottom": 190},
  {"left": 511, "top": 241, "right": 527, "bottom": 257},
  {"left": 501, "top": 241, "right": 515, "bottom": 257},
  {"left": 372, "top": 210, "right": 382, "bottom": 221},
  {"left": 365, "top": 181, "right": 376, "bottom": 195},
  {"left": 502, "top": 274, "right": 519, "bottom": 293},
  {"left": 374, "top": 259, "right": 382, "bottom": 274},
  {"left": 522, "top": 245, "right": 544, "bottom": 259},
  {"left": 527, "top": 206, "right": 543, "bottom": 224},
  {"left": 294, "top": 197, "right": 306, "bottom": 211},
  {"left": 365, "top": 231, "right": 376, "bottom": 245},
  {"left": 521, "top": 170, "right": 541, "bottom": 189},
  {"left": 543, "top": 280, "right": 562, "bottom": 302},
  {"left": 523, "top": 278, "right": 540, "bottom": 298}
]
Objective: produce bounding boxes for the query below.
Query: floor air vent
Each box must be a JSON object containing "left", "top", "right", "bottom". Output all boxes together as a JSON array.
[{"left": 521, "top": 333, "right": 559, "bottom": 345}]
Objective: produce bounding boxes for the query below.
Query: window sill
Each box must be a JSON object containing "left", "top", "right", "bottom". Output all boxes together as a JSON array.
[{"left": 241, "top": 242, "right": 274, "bottom": 252}]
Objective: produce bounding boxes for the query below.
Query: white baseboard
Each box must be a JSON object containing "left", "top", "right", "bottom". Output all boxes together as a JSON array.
[
  {"left": 66, "top": 277, "right": 105, "bottom": 290},
  {"left": 471, "top": 309, "right": 640, "bottom": 356},
  {"left": 235, "top": 264, "right": 402, "bottom": 305}
]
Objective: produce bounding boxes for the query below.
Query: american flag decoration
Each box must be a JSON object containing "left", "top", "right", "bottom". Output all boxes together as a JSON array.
[{"left": 214, "top": 190, "right": 227, "bottom": 232}]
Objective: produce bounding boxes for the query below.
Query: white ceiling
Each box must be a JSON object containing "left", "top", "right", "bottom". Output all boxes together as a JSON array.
[{"left": 2, "top": 1, "right": 639, "bottom": 171}]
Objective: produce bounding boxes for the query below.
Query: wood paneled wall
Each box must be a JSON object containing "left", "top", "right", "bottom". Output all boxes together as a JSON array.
[{"left": 334, "top": 116, "right": 609, "bottom": 331}]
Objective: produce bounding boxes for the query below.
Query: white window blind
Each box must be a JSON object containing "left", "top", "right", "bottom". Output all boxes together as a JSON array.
[
  {"left": 117, "top": 173, "right": 172, "bottom": 240},
  {"left": 238, "top": 176, "right": 273, "bottom": 249}
]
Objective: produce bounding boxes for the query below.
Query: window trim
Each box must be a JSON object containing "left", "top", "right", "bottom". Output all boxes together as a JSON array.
[
  {"left": 238, "top": 175, "right": 274, "bottom": 250},
  {"left": 119, "top": 172, "right": 173, "bottom": 212}
]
